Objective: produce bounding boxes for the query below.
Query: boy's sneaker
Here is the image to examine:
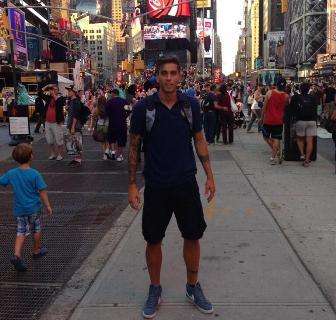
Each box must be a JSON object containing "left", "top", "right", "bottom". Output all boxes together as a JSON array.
[
  {"left": 48, "top": 155, "right": 56, "bottom": 160},
  {"left": 56, "top": 155, "right": 63, "bottom": 161},
  {"left": 186, "top": 282, "right": 214, "bottom": 314},
  {"left": 142, "top": 285, "right": 162, "bottom": 319},
  {"left": 116, "top": 155, "right": 124, "bottom": 162},
  {"left": 103, "top": 154, "right": 108, "bottom": 161},
  {"left": 108, "top": 151, "right": 116, "bottom": 160},
  {"left": 33, "top": 247, "right": 48, "bottom": 259},
  {"left": 10, "top": 256, "right": 28, "bottom": 272}
]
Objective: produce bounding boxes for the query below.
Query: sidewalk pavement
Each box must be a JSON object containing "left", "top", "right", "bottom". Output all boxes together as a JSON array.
[{"left": 69, "top": 129, "right": 336, "bottom": 319}]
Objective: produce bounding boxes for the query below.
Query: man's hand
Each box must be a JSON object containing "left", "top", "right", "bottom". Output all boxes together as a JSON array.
[
  {"left": 128, "top": 184, "right": 141, "bottom": 211},
  {"left": 46, "top": 205, "right": 53, "bottom": 216},
  {"left": 70, "top": 128, "right": 75, "bottom": 135},
  {"left": 205, "top": 178, "right": 216, "bottom": 203}
]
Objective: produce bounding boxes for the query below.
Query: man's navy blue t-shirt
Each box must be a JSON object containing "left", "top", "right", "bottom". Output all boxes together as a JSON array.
[{"left": 130, "top": 92, "right": 202, "bottom": 188}]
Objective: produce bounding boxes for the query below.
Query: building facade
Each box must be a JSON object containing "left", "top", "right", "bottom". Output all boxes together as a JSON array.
[
  {"left": 112, "top": 0, "right": 126, "bottom": 62},
  {"left": 251, "top": 0, "right": 261, "bottom": 69},
  {"left": 284, "top": 0, "right": 327, "bottom": 67},
  {"left": 76, "top": 15, "right": 117, "bottom": 83}
]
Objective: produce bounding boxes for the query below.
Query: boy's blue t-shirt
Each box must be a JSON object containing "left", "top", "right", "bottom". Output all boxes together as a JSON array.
[{"left": 0, "top": 168, "right": 47, "bottom": 217}]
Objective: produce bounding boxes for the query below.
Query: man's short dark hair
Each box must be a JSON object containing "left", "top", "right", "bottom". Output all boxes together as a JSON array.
[
  {"left": 155, "top": 56, "right": 181, "bottom": 74},
  {"left": 112, "top": 89, "right": 119, "bottom": 96},
  {"left": 12, "top": 143, "right": 33, "bottom": 164},
  {"left": 300, "top": 82, "right": 311, "bottom": 95},
  {"left": 210, "top": 84, "right": 217, "bottom": 91}
]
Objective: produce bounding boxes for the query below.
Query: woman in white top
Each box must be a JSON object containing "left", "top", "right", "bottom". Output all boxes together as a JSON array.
[{"left": 247, "top": 86, "right": 263, "bottom": 132}]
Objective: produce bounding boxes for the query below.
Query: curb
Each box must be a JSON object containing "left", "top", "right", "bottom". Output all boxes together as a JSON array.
[{"left": 40, "top": 198, "right": 142, "bottom": 320}]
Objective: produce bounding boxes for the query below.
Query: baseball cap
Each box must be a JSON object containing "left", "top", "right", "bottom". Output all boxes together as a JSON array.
[{"left": 65, "top": 85, "right": 77, "bottom": 92}]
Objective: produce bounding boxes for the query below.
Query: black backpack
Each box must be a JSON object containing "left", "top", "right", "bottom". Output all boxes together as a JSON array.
[{"left": 79, "top": 101, "right": 91, "bottom": 125}]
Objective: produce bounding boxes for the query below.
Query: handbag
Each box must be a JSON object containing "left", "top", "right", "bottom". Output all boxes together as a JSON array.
[
  {"left": 92, "top": 118, "right": 109, "bottom": 142},
  {"left": 230, "top": 97, "right": 238, "bottom": 112},
  {"left": 323, "top": 118, "right": 336, "bottom": 134}
]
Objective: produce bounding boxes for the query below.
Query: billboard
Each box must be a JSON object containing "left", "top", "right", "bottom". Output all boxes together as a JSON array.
[
  {"left": 147, "top": 0, "right": 191, "bottom": 19},
  {"left": 144, "top": 23, "right": 188, "bottom": 40},
  {"left": 196, "top": 18, "right": 213, "bottom": 59},
  {"left": 266, "top": 31, "right": 284, "bottom": 68},
  {"left": 8, "top": 5, "right": 28, "bottom": 68}
]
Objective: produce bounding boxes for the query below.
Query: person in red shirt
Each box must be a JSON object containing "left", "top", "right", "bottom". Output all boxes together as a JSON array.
[
  {"left": 43, "top": 85, "right": 65, "bottom": 161},
  {"left": 261, "top": 78, "right": 290, "bottom": 165}
]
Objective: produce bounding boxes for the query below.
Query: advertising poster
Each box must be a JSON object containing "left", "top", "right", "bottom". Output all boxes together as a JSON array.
[
  {"left": 328, "top": 0, "right": 336, "bottom": 54},
  {"left": 144, "top": 23, "right": 188, "bottom": 40},
  {"left": 267, "top": 31, "right": 285, "bottom": 68},
  {"left": 8, "top": 5, "right": 28, "bottom": 68},
  {"left": 196, "top": 18, "right": 214, "bottom": 59},
  {"left": 147, "top": 0, "right": 191, "bottom": 19}
]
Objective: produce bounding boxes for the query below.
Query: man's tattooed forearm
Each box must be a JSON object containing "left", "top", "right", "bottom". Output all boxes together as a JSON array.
[
  {"left": 198, "top": 153, "right": 210, "bottom": 164},
  {"left": 128, "top": 134, "right": 141, "bottom": 185}
]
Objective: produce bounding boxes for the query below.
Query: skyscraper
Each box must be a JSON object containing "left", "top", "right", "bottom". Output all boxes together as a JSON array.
[{"left": 112, "top": 0, "right": 126, "bottom": 62}]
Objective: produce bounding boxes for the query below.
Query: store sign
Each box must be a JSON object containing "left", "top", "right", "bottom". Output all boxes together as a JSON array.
[
  {"left": 147, "top": 0, "right": 191, "bottom": 19},
  {"left": 196, "top": 18, "right": 214, "bottom": 59},
  {"left": 328, "top": 0, "right": 336, "bottom": 54},
  {"left": 9, "top": 117, "right": 30, "bottom": 135},
  {"left": 8, "top": 5, "right": 28, "bottom": 68},
  {"left": 144, "top": 23, "right": 188, "bottom": 40},
  {"left": 196, "top": 0, "right": 211, "bottom": 8}
]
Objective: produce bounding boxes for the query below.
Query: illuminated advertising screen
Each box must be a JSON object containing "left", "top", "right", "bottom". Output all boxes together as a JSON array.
[
  {"left": 147, "top": 0, "right": 191, "bottom": 19},
  {"left": 8, "top": 5, "right": 28, "bottom": 68},
  {"left": 144, "top": 23, "right": 188, "bottom": 40}
]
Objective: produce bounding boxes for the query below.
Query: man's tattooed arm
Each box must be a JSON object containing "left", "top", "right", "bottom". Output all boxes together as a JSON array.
[
  {"left": 128, "top": 133, "right": 141, "bottom": 185},
  {"left": 194, "top": 131, "right": 213, "bottom": 179}
]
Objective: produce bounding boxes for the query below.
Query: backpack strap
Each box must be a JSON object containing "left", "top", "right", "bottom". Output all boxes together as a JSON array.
[
  {"left": 180, "top": 97, "right": 193, "bottom": 134},
  {"left": 144, "top": 95, "right": 157, "bottom": 134}
]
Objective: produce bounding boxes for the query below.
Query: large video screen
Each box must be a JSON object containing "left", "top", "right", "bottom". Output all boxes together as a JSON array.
[
  {"left": 144, "top": 23, "right": 188, "bottom": 40},
  {"left": 147, "top": 0, "right": 191, "bottom": 19}
]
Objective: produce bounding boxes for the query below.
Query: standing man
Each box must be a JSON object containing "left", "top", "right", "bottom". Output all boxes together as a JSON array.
[
  {"left": 42, "top": 85, "right": 65, "bottom": 161},
  {"left": 203, "top": 83, "right": 217, "bottom": 144},
  {"left": 261, "top": 77, "right": 290, "bottom": 164},
  {"left": 66, "top": 86, "right": 84, "bottom": 166},
  {"left": 128, "top": 57, "right": 216, "bottom": 319},
  {"left": 105, "top": 89, "right": 128, "bottom": 162}
]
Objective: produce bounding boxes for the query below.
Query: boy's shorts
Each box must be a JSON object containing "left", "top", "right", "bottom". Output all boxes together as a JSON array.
[{"left": 16, "top": 212, "right": 42, "bottom": 236}]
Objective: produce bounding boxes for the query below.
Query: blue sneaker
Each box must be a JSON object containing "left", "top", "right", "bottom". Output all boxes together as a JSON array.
[
  {"left": 142, "top": 285, "right": 162, "bottom": 319},
  {"left": 33, "top": 247, "right": 48, "bottom": 259},
  {"left": 186, "top": 282, "right": 214, "bottom": 314},
  {"left": 10, "top": 256, "right": 28, "bottom": 272}
]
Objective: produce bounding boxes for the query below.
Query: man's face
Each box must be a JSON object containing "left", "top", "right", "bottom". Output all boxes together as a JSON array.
[
  {"left": 157, "top": 63, "right": 181, "bottom": 94},
  {"left": 67, "top": 90, "right": 75, "bottom": 98},
  {"left": 205, "top": 85, "right": 211, "bottom": 93},
  {"left": 51, "top": 87, "right": 58, "bottom": 97}
]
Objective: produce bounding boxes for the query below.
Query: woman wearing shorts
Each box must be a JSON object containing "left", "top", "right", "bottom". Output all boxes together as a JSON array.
[{"left": 293, "top": 83, "right": 318, "bottom": 167}]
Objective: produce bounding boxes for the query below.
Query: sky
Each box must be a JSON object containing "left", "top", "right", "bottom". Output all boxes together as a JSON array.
[{"left": 216, "top": 0, "right": 244, "bottom": 75}]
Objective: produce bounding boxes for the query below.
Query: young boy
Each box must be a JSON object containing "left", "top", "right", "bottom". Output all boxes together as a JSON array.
[{"left": 0, "top": 143, "right": 52, "bottom": 271}]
